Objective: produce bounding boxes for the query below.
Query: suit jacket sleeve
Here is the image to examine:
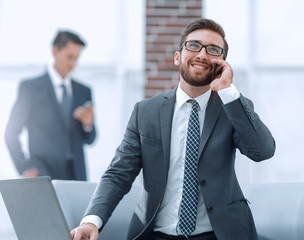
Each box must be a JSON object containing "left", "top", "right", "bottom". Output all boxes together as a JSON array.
[
  {"left": 84, "top": 102, "right": 142, "bottom": 227},
  {"left": 4, "top": 81, "right": 49, "bottom": 174},
  {"left": 223, "top": 94, "right": 275, "bottom": 161},
  {"left": 82, "top": 124, "right": 96, "bottom": 144}
]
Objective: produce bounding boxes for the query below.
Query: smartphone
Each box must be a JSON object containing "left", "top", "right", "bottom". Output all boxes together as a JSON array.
[
  {"left": 212, "top": 63, "right": 223, "bottom": 80},
  {"left": 83, "top": 100, "right": 92, "bottom": 108}
]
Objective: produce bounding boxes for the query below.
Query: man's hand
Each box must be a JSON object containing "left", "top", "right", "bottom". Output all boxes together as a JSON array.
[
  {"left": 210, "top": 59, "right": 234, "bottom": 92},
  {"left": 73, "top": 102, "right": 94, "bottom": 127},
  {"left": 23, "top": 167, "right": 38, "bottom": 178},
  {"left": 71, "top": 222, "right": 99, "bottom": 240}
]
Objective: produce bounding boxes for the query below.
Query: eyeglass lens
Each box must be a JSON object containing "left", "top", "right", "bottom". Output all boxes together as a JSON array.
[{"left": 185, "top": 41, "right": 223, "bottom": 56}]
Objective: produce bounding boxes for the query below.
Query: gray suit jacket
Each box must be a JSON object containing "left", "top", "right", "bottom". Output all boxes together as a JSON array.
[
  {"left": 5, "top": 72, "right": 96, "bottom": 180},
  {"left": 85, "top": 88, "right": 275, "bottom": 240}
]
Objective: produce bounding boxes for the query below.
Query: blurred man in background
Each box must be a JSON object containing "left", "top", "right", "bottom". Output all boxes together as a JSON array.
[{"left": 5, "top": 30, "right": 96, "bottom": 180}]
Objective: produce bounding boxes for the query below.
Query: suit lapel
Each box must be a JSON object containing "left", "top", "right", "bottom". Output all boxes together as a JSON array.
[
  {"left": 198, "top": 91, "right": 222, "bottom": 157},
  {"left": 160, "top": 89, "right": 176, "bottom": 174}
]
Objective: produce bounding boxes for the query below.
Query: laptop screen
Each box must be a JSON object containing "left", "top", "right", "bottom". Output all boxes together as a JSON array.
[{"left": 0, "top": 177, "right": 72, "bottom": 240}]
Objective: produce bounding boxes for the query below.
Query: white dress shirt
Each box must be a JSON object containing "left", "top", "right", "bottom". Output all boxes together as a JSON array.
[
  {"left": 47, "top": 64, "right": 73, "bottom": 104},
  {"left": 81, "top": 84, "right": 240, "bottom": 232},
  {"left": 154, "top": 86, "right": 212, "bottom": 235}
]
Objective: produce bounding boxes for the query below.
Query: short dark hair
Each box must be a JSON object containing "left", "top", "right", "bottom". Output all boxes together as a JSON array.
[
  {"left": 52, "top": 30, "right": 86, "bottom": 49},
  {"left": 179, "top": 18, "right": 228, "bottom": 59}
]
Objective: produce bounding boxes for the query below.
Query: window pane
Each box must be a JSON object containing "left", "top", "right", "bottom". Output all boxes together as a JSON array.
[
  {"left": 255, "top": 0, "right": 304, "bottom": 65},
  {"left": 204, "top": 0, "right": 249, "bottom": 66}
]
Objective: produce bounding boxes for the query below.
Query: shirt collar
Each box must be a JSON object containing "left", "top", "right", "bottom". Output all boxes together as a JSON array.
[
  {"left": 176, "top": 84, "right": 212, "bottom": 111},
  {"left": 47, "top": 64, "right": 72, "bottom": 88}
]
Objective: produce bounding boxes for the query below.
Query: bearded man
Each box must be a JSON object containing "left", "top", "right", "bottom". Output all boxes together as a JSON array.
[{"left": 71, "top": 18, "right": 275, "bottom": 240}]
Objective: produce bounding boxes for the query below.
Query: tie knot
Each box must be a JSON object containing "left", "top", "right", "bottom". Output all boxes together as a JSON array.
[
  {"left": 188, "top": 99, "right": 199, "bottom": 111},
  {"left": 60, "top": 84, "right": 67, "bottom": 91}
]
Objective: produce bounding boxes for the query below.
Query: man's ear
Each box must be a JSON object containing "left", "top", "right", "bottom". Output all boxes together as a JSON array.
[
  {"left": 174, "top": 51, "right": 180, "bottom": 66},
  {"left": 52, "top": 46, "right": 58, "bottom": 57}
]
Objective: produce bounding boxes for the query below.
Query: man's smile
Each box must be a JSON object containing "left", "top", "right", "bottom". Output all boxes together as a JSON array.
[{"left": 190, "top": 61, "right": 211, "bottom": 72}]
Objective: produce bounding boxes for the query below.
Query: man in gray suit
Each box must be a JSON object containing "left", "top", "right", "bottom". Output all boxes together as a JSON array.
[
  {"left": 5, "top": 30, "right": 96, "bottom": 180},
  {"left": 71, "top": 18, "right": 275, "bottom": 239}
]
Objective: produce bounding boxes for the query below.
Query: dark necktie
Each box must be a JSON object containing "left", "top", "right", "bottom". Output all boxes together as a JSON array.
[
  {"left": 60, "top": 84, "right": 71, "bottom": 127},
  {"left": 178, "top": 99, "right": 200, "bottom": 238}
]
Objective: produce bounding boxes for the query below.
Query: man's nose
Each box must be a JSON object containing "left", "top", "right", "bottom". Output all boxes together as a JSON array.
[{"left": 196, "top": 47, "right": 208, "bottom": 59}]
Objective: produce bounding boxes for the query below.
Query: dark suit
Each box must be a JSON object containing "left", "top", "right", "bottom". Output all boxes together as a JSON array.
[
  {"left": 5, "top": 72, "right": 96, "bottom": 180},
  {"left": 85, "top": 89, "right": 275, "bottom": 240}
]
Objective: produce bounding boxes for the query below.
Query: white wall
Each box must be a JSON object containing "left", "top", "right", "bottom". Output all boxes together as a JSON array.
[
  {"left": 204, "top": 0, "right": 304, "bottom": 183},
  {"left": 0, "top": 0, "right": 145, "bottom": 182}
]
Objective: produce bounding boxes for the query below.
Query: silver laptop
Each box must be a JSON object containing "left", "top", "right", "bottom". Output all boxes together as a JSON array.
[{"left": 0, "top": 176, "right": 72, "bottom": 240}]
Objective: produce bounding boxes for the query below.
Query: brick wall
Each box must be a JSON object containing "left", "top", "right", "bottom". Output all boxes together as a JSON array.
[{"left": 145, "top": 0, "right": 202, "bottom": 98}]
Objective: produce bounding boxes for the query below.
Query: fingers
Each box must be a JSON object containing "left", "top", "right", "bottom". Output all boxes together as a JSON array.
[
  {"left": 209, "top": 59, "right": 233, "bottom": 92},
  {"left": 70, "top": 223, "right": 99, "bottom": 240},
  {"left": 211, "top": 59, "right": 231, "bottom": 71},
  {"left": 23, "top": 167, "right": 38, "bottom": 178},
  {"left": 89, "top": 231, "right": 99, "bottom": 240},
  {"left": 70, "top": 227, "right": 85, "bottom": 240},
  {"left": 74, "top": 106, "right": 93, "bottom": 118},
  {"left": 73, "top": 105, "right": 93, "bottom": 126},
  {"left": 70, "top": 228, "right": 78, "bottom": 240}
]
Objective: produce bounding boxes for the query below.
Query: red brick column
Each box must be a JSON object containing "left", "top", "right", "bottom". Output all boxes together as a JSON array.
[{"left": 145, "top": 0, "right": 202, "bottom": 98}]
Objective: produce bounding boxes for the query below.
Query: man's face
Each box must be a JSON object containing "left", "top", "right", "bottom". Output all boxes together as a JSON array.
[
  {"left": 174, "top": 29, "right": 225, "bottom": 87},
  {"left": 53, "top": 42, "right": 83, "bottom": 78}
]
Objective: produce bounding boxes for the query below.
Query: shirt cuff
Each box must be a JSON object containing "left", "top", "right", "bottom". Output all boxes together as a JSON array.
[
  {"left": 80, "top": 215, "right": 103, "bottom": 229},
  {"left": 218, "top": 83, "right": 240, "bottom": 104}
]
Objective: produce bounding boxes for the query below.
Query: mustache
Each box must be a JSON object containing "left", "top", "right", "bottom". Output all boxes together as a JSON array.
[
  {"left": 180, "top": 60, "right": 215, "bottom": 87},
  {"left": 189, "top": 60, "right": 213, "bottom": 69}
]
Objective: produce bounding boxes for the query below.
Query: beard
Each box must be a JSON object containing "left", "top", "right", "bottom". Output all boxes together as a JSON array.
[{"left": 179, "top": 61, "right": 215, "bottom": 87}]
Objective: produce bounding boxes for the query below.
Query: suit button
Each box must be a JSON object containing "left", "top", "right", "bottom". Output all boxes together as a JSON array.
[
  {"left": 200, "top": 180, "right": 206, "bottom": 186},
  {"left": 207, "top": 206, "right": 213, "bottom": 213}
]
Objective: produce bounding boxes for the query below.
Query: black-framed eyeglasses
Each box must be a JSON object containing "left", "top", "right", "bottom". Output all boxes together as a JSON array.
[{"left": 180, "top": 41, "right": 224, "bottom": 57}]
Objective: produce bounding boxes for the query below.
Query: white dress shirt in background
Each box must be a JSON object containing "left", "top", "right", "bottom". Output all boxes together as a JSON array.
[{"left": 47, "top": 64, "right": 73, "bottom": 104}]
